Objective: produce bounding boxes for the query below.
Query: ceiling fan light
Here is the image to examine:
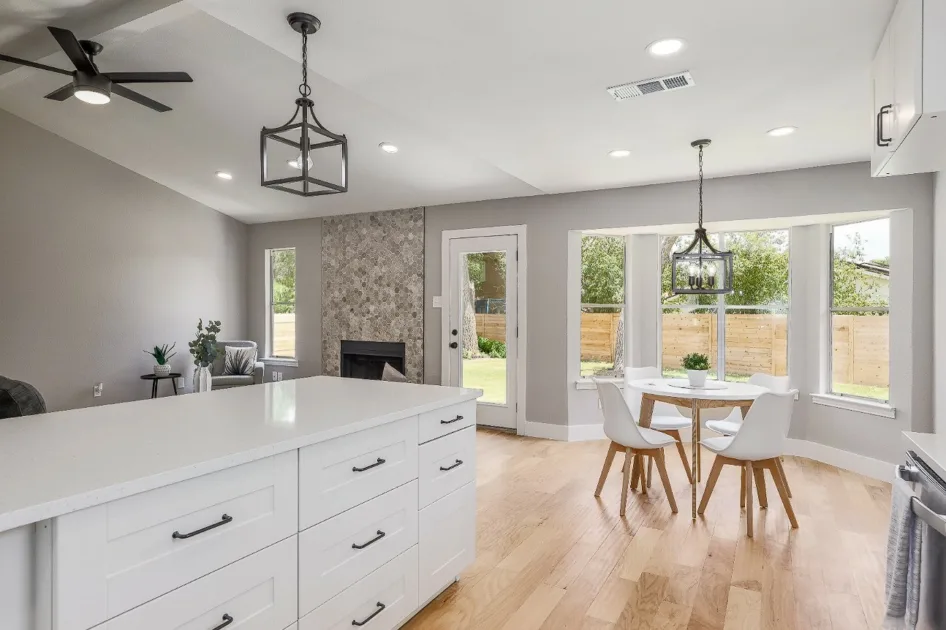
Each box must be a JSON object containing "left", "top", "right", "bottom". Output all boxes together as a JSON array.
[
  {"left": 75, "top": 87, "right": 110, "bottom": 105},
  {"left": 73, "top": 72, "right": 111, "bottom": 105}
]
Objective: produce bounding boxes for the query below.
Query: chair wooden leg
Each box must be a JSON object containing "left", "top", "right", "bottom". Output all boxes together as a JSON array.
[
  {"left": 769, "top": 459, "right": 799, "bottom": 528},
  {"left": 655, "top": 450, "right": 677, "bottom": 514},
  {"left": 647, "top": 456, "right": 654, "bottom": 489},
  {"left": 620, "top": 449, "right": 632, "bottom": 517},
  {"left": 640, "top": 455, "right": 648, "bottom": 495},
  {"left": 740, "top": 466, "right": 746, "bottom": 508},
  {"left": 775, "top": 457, "right": 793, "bottom": 498},
  {"left": 695, "top": 410, "right": 702, "bottom": 481},
  {"left": 745, "top": 462, "right": 754, "bottom": 538},
  {"left": 630, "top": 451, "right": 641, "bottom": 492},
  {"left": 667, "top": 430, "right": 693, "bottom": 484},
  {"left": 753, "top": 466, "right": 768, "bottom": 509},
  {"left": 595, "top": 442, "right": 619, "bottom": 497},
  {"left": 698, "top": 457, "right": 724, "bottom": 515}
]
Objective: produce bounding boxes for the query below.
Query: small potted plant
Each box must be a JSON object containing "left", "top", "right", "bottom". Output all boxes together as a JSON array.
[
  {"left": 144, "top": 343, "right": 176, "bottom": 377},
  {"left": 682, "top": 353, "right": 710, "bottom": 387},
  {"left": 188, "top": 319, "right": 222, "bottom": 393}
]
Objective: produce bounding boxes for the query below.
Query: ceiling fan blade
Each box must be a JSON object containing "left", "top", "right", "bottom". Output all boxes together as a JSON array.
[
  {"left": 0, "top": 53, "right": 73, "bottom": 76},
  {"left": 112, "top": 84, "right": 171, "bottom": 113},
  {"left": 47, "top": 26, "right": 96, "bottom": 74},
  {"left": 44, "top": 84, "right": 75, "bottom": 101},
  {"left": 105, "top": 72, "right": 192, "bottom": 84}
]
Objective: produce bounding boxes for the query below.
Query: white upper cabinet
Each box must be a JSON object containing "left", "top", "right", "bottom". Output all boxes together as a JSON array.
[{"left": 872, "top": 0, "right": 946, "bottom": 177}]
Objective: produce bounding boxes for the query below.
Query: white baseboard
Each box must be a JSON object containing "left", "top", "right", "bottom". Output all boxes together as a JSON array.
[
  {"left": 521, "top": 424, "right": 893, "bottom": 482},
  {"left": 784, "top": 438, "right": 893, "bottom": 482}
]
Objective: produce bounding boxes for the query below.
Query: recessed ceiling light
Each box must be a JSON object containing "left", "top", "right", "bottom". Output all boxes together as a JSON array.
[
  {"left": 647, "top": 38, "right": 686, "bottom": 57},
  {"left": 215, "top": 171, "right": 233, "bottom": 180},
  {"left": 608, "top": 149, "right": 631, "bottom": 158},
  {"left": 379, "top": 142, "right": 399, "bottom": 154},
  {"left": 767, "top": 126, "right": 798, "bottom": 137}
]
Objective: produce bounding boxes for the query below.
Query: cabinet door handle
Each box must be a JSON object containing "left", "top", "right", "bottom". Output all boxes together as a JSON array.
[
  {"left": 210, "top": 614, "right": 233, "bottom": 630},
  {"left": 352, "top": 529, "right": 386, "bottom": 550},
  {"left": 172, "top": 514, "right": 233, "bottom": 540},
  {"left": 352, "top": 457, "right": 386, "bottom": 473},
  {"left": 877, "top": 104, "right": 893, "bottom": 146},
  {"left": 440, "top": 459, "right": 464, "bottom": 472},
  {"left": 441, "top": 415, "right": 464, "bottom": 425},
  {"left": 352, "top": 602, "right": 386, "bottom": 626}
]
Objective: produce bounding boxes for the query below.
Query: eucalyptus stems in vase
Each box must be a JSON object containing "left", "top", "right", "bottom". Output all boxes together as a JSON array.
[{"left": 188, "top": 319, "right": 221, "bottom": 392}]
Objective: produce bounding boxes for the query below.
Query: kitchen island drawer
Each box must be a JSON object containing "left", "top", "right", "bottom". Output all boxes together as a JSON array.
[
  {"left": 419, "top": 426, "right": 475, "bottom": 508},
  {"left": 54, "top": 452, "right": 298, "bottom": 630},
  {"left": 418, "top": 400, "right": 475, "bottom": 444},
  {"left": 419, "top": 482, "right": 476, "bottom": 603}
]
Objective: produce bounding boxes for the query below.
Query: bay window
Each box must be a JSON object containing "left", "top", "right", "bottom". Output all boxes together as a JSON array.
[{"left": 580, "top": 235, "right": 625, "bottom": 377}]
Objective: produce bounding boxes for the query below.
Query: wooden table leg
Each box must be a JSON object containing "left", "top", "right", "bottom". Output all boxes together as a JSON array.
[
  {"left": 639, "top": 396, "right": 655, "bottom": 429},
  {"left": 690, "top": 399, "right": 699, "bottom": 520}
]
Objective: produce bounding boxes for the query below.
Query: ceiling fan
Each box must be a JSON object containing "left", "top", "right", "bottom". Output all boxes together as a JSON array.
[{"left": 0, "top": 26, "right": 192, "bottom": 113}]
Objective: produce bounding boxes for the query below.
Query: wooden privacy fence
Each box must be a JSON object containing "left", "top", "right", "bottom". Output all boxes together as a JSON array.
[
  {"left": 475, "top": 312, "right": 889, "bottom": 386},
  {"left": 273, "top": 313, "right": 296, "bottom": 357}
]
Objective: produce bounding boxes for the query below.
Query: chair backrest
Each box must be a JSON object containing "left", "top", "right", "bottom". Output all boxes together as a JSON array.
[
  {"left": 0, "top": 376, "right": 46, "bottom": 418},
  {"left": 716, "top": 391, "right": 795, "bottom": 461},
  {"left": 623, "top": 366, "right": 683, "bottom": 419},
  {"left": 595, "top": 379, "right": 650, "bottom": 449},
  {"left": 748, "top": 373, "right": 790, "bottom": 392},
  {"left": 212, "top": 340, "right": 258, "bottom": 376}
]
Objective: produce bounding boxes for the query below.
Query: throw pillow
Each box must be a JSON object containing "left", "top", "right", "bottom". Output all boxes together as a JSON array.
[
  {"left": 381, "top": 363, "right": 408, "bottom": 382},
  {"left": 223, "top": 346, "right": 257, "bottom": 376}
]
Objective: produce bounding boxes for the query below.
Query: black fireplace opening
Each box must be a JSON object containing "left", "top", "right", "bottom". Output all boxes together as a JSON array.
[{"left": 341, "top": 340, "right": 406, "bottom": 380}]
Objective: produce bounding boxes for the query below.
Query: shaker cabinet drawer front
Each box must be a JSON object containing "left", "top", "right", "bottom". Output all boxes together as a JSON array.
[
  {"left": 299, "top": 481, "right": 418, "bottom": 617},
  {"left": 418, "top": 400, "right": 475, "bottom": 444},
  {"left": 90, "top": 536, "right": 298, "bottom": 630},
  {"left": 419, "top": 482, "right": 476, "bottom": 603},
  {"left": 299, "top": 417, "right": 418, "bottom": 529},
  {"left": 299, "top": 546, "right": 418, "bottom": 630},
  {"left": 419, "top": 426, "right": 476, "bottom": 508},
  {"left": 54, "top": 452, "right": 298, "bottom": 630}
]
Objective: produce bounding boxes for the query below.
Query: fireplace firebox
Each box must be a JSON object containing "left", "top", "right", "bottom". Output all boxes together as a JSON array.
[{"left": 340, "top": 340, "right": 406, "bottom": 380}]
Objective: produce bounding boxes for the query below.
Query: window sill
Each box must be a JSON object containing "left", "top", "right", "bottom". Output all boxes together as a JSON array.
[
  {"left": 810, "top": 393, "right": 895, "bottom": 419},
  {"left": 261, "top": 357, "right": 299, "bottom": 368},
  {"left": 575, "top": 377, "right": 623, "bottom": 390}
]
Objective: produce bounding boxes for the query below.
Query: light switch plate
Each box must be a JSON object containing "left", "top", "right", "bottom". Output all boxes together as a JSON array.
[
  {"left": 93, "top": 382, "right": 103, "bottom": 397},
  {"left": 432, "top": 295, "right": 443, "bottom": 308}
]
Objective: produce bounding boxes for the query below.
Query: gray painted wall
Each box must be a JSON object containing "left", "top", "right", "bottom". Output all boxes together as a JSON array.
[
  {"left": 935, "top": 171, "right": 946, "bottom": 434},
  {"left": 425, "top": 163, "right": 934, "bottom": 444},
  {"left": 246, "top": 218, "right": 322, "bottom": 381},
  {"left": 0, "top": 110, "right": 247, "bottom": 411}
]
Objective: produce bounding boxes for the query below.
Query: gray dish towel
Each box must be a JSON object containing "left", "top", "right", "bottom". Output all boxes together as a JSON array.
[{"left": 884, "top": 472, "right": 923, "bottom": 630}]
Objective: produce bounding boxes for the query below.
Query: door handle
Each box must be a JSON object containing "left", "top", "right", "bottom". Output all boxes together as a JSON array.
[
  {"left": 449, "top": 342, "right": 458, "bottom": 349},
  {"left": 877, "top": 104, "right": 893, "bottom": 147},
  {"left": 451, "top": 329, "right": 458, "bottom": 336}
]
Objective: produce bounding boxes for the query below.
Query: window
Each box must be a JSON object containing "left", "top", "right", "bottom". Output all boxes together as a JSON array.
[
  {"left": 580, "top": 235, "right": 625, "bottom": 377},
  {"left": 829, "top": 218, "right": 889, "bottom": 401},
  {"left": 660, "top": 230, "right": 789, "bottom": 381},
  {"left": 267, "top": 248, "right": 296, "bottom": 359}
]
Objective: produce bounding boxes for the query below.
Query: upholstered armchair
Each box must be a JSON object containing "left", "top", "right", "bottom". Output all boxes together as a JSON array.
[{"left": 210, "top": 340, "right": 264, "bottom": 390}]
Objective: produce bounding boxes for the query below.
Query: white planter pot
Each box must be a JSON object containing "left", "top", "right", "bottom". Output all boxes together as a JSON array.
[
  {"left": 687, "top": 370, "right": 708, "bottom": 388},
  {"left": 193, "top": 366, "right": 212, "bottom": 393},
  {"left": 153, "top": 364, "right": 171, "bottom": 377}
]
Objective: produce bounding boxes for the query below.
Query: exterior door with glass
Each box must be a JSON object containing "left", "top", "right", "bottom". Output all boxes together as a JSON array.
[{"left": 446, "top": 235, "right": 518, "bottom": 429}]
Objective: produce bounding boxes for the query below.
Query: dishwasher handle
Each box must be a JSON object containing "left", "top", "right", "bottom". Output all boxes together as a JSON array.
[{"left": 897, "top": 464, "right": 946, "bottom": 537}]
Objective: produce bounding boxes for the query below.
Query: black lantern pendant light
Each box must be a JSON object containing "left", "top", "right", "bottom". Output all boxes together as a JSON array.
[
  {"left": 671, "top": 140, "right": 734, "bottom": 295},
  {"left": 260, "top": 13, "right": 348, "bottom": 197}
]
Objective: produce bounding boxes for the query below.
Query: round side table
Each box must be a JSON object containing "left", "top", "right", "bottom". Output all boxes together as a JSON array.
[{"left": 140, "top": 373, "right": 183, "bottom": 399}]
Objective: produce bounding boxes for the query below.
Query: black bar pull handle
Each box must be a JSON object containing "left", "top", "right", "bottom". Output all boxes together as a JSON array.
[
  {"left": 352, "top": 457, "right": 386, "bottom": 473},
  {"left": 352, "top": 529, "right": 386, "bottom": 550},
  {"left": 440, "top": 415, "right": 464, "bottom": 425},
  {"left": 172, "top": 514, "right": 233, "bottom": 540},
  {"left": 877, "top": 104, "right": 893, "bottom": 146},
  {"left": 211, "top": 614, "right": 234, "bottom": 630},
  {"left": 352, "top": 602, "right": 386, "bottom": 626},
  {"left": 440, "top": 459, "right": 464, "bottom": 472}
]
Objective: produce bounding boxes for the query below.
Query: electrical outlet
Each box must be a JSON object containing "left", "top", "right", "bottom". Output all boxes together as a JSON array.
[
  {"left": 271, "top": 370, "right": 279, "bottom": 382},
  {"left": 93, "top": 382, "right": 103, "bottom": 397},
  {"left": 277, "top": 372, "right": 284, "bottom": 381}
]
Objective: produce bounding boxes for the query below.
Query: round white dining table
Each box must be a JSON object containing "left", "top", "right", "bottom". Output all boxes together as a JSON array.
[{"left": 625, "top": 378, "right": 770, "bottom": 519}]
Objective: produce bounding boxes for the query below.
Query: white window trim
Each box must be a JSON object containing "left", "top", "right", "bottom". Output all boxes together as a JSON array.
[
  {"left": 811, "top": 393, "right": 895, "bottom": 418},
  {"left": 265, "top": 247, "right": 297, "bottom": 361}
]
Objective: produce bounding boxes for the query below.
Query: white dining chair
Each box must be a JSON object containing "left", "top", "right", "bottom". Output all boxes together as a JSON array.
[
  {"left": 697, "top": 391, "right": 798, "bottom": 538},
  {"left": 623, "top": 366, "right": 693, "bottom": 484},
  {"left": 593, "top": 380, "right": 679, "bottom": 517}
]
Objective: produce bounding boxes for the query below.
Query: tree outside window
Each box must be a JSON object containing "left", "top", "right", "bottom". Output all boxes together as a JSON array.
[
  {"left": 269, "top": 248, "right": 296, "bottom": 358},
  {"left": 580, "top": 235, "right": 625, "bottom": 377}
]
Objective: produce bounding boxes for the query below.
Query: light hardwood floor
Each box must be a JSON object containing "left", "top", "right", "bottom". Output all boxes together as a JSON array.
[{"left": 404, "top": 428, "right": 891, "bottom": 630}]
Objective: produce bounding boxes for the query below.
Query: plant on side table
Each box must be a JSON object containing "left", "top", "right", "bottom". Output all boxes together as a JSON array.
[
  {"left": 682, "top": 352, "right": 710, "bottom": 387},
  {"left": 188, "top": 319, "right": 221, "bottom": 393},
  {"left": 144, "top": 343, "right": 177, "bottom": 377}
]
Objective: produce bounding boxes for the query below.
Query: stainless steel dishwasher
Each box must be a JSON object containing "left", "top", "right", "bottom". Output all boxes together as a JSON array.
[{"left": 899, "top": 451, "right": 946, "bottom": 630}]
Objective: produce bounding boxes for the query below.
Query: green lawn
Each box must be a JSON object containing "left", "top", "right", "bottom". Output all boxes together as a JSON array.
[{"left": 463, "top": 358, "right": 507, "bottom": 403}]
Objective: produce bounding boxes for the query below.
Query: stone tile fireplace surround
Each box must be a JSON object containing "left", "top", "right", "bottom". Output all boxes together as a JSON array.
[{"left": 321, "top": 208, "right": 424, "bottom": 382}]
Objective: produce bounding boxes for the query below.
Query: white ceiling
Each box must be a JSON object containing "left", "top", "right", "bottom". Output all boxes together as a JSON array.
[{"left": 0, "top": 0, "right": 896, "bottom": 223}]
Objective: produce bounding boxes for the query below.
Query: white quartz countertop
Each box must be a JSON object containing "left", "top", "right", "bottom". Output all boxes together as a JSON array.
[
  {"left": 903, "top": 431, "right": 946, "bottom": 481},
  {"left": 0, "top": 376, "right": 480, "bottom": 534}
]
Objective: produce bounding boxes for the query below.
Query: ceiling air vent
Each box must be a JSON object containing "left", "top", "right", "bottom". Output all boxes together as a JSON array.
[{"left": 607, "top": 71, "right": 695, "bottom": 101}]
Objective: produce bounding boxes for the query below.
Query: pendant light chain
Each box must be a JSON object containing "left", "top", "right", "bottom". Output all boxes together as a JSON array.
[
  {"left": 299, "top": 29, "right": 311, "bottom": 98},
  {"left": 697, "top": 143, "right": 704, "bottom": 229}
]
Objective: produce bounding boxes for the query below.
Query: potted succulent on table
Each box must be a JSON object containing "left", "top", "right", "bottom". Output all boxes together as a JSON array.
[
  {"left": 682, "top": 352, "right": 711, "bottom": 388},
  {"left": 144, "top": 343, "right": 176, "bottom": 377},
  {"left": 188, "top": 319, "right": 221, "bottom": 393}
]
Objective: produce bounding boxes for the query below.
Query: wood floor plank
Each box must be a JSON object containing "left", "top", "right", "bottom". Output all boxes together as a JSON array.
[{"left": 405, "top": 430, "right": 888, "bottom": 630}]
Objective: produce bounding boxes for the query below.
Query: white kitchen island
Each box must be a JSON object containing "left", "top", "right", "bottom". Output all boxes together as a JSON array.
[{"left": 0, "top": 376, "right": 481, "bottom": 630}]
